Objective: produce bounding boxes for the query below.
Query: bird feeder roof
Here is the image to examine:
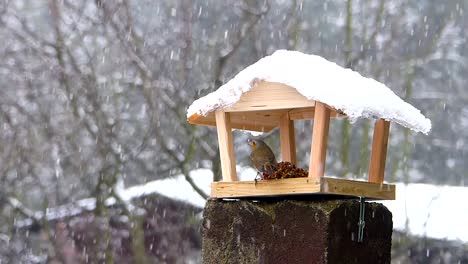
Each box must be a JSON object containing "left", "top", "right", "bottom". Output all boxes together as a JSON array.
[{"left": 187, "top": 50, "right": 431, "bottom": 134}]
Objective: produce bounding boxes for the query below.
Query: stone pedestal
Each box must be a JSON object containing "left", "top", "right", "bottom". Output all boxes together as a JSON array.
[{"left": 202, "top": 199, "right": 392, "bottom": 264}]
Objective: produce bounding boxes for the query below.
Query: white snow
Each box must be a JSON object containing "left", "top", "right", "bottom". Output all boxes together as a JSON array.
[
  {"left": 187, "top": 50, "right": 431, "bottom": 134},
  {"left": 381, "top": 183, "right": 468, "bottom": 242},
  {"left": 14, "top": 198, "right": 99, "bottom": 228},
  {"left": 14, "top": 167, "right": 255, "bottom": 228},
  {"left": 122, "top": 167, "right": 256, "bottom": 208},
  {"left": 122, "top": 169, "right": 213, "bottom": 208}
]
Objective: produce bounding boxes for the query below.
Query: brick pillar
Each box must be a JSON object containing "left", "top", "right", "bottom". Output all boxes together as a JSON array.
[{"left": 202, "top": 199, "right": 392, "bottom": 264}]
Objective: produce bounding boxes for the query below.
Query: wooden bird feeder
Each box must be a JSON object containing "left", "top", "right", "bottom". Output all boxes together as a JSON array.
[{"left": 187, "top": 50, "right": 431, "bottom": 200}]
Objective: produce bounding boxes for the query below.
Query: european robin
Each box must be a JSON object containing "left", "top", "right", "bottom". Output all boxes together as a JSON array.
[{"left": 247, "top": 138, "right": 277, "bottom": 179}]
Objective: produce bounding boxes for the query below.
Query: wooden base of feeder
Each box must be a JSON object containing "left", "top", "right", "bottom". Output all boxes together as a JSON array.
[{"left": 210, "top": 177, "right": 395, "bottom": 200}]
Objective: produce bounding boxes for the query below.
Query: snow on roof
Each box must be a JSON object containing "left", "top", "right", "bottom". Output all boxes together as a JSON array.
[{"left": 187, "top": 50, "right": 431, "bottom": 134}]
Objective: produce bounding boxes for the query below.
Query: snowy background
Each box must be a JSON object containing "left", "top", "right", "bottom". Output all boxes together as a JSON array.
[{"left": 0, "top": 0, "right": 467, "bottom": 263}]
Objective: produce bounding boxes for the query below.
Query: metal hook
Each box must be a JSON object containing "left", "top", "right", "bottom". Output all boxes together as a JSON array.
[{"left": 357, "top": 196, "right": 366, "bottom": 243}]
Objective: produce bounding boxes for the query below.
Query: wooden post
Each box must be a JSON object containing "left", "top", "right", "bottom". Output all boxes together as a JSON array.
[
  {"left": 279, "top": 113, "right": 296, "bottom": 165},
  {"left": 309, "top": 102, "right": 331, "bottom": 178},
  {"left": 368, "top": 119, "right": 390, "bottom": 183},
  {"left": 215, "top": 111, "right": 237, "bottom": 181}
]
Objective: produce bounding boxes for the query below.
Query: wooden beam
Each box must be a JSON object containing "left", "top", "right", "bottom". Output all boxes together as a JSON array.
[
  {"left": 320, "top": 177, "right": 395, "bottom": 200},
  {"left": 288, "top": 107, "right": 346, "bottom": 120},
  {"left": 368, "top": 119, "right": 390, "bottom": 183},
  {"left": 211, "top": 177, "right": 321, "bottom": 198},
  {"left": 225, "top": 81, "right": 315, "bottom": 112},
  {"left": 279, "top": 113, "right": 296, "bottom": 165},
  {"left": 215, "top": 111, "right": 237, "bottom": 181},
  {"left": 187, "top": 107, "right": 345, "bottom": 131},
  {"left": 188, "top": 110, "right": 285, "bottom": 132},
  {"left": 210, "top": 177, "right": 395, "bottom": 200},
  {"left": 288, "top": 107, "right": 315, "bottom": 120},
  {"left": 308, "top": 102, "right": 331, "bottom": 178}
]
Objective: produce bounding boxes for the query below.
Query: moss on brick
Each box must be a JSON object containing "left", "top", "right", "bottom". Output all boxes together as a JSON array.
[{"left": 202, "top": 199, "right": 392, "bottom": 264}]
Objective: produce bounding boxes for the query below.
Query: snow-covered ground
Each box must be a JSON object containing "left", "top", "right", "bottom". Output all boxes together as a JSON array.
[
  {"left": 381, "top": 183, "right": 468, "bottom": 242},
  {"left": 122, "top": 167, "right": 256, "bottom": 208},
  {"left": 138, "top": 168, "right": 468, "bottom": 243}
]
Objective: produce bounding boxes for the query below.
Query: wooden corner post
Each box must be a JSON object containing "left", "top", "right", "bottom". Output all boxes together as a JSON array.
[
  {"left": 309, "top": 102, "right": 331, "bottom": 178},
  {"left": 280, "top": 113, "right": 296, "bottom": 165},
  {"left": 215, "top": 111, "right": 237, "bottom": 181},
  {"left": 368, "top": 119, "right": 390, "bottom": 183}
]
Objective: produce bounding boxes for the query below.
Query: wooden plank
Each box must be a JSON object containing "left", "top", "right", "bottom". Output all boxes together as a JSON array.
[
  {"left": 279, "top": 113, "right": 296, "bottom": 165},
  {"left": 211, "top": 177, "right": 321, "bottom": 197},
  {"left": 210, "top": 177, "right": 395, "bottom": 200},
  {"left": 368, "top": 119, "right": 390, "bottom": 183},
  {"left": 225, "top": 81, "right": 315, "bottom": 112},
  {"left": 320, "top": 177, "right": 395, "bottom": 200},
  {"left": 188, "top": 106, "right": 344, "bottom": 127},
  {"left": 228, "top": 110, "right": 283, "bottom": 131},
  {"left": 288, "top": 107, "right": 346, "bottom": 120},
  {"left": 308, "top": 102, "right": 331, "bottom": 178},
  {"left": 188, "top": 110, "right": 284, "bottom": 132},
  {"left": 215, "top": 111, "right": 237, "bottom": 181},
  {"left": 187, "top": 106, "right": 345, "bottom": 132},
  {"left": 289, "top": 107, "right": 315, "bottom": 120}
]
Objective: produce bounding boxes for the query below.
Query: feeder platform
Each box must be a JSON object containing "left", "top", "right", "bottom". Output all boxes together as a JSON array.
[{"left": 211, "top": 177, "right": 395, "bottom": 200}]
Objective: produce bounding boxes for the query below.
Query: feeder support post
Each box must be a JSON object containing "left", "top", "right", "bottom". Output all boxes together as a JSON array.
[
  {"left": 368, "top": 119, "right": 390, "bottom": 183},
  {"left": 215, "top": 111, "right": 237, "bottom": 181},
  {"left": 309, "top": 102, "right": 331, "bottom": 178},
  {"left": 280, "top": 112, "right": 296, "bottom": 165}
]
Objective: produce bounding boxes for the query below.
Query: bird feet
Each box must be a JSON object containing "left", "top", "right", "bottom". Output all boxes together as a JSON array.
[{"left": 254, "top": 172, "right": 261, "bottom": 185}]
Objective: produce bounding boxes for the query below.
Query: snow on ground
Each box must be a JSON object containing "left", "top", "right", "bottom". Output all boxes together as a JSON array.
[
  {"left": 187, "top": 50, "right": 431, "bottom": 134},
  {"left": 14, "top": 167, "right": 257, "bottom": 229},
  {"left": 122, "top": 169, "right": 213, "bottom": 208},
  {"left": 146, "top": 168, "right": 468, "bottom": 242},
  {"left": 381, "top": 183, "right": 468, "bottom": 242},
  {"left": 123, "top": 167, "right": 257, "bottom": 208}
]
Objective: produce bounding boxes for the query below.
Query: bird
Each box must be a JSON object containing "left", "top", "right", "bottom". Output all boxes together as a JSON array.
[{"left": 247, "top": 138, "right": 277, "bottom": 180}]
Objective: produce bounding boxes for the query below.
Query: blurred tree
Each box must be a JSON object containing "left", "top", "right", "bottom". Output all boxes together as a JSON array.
[{"left": 0, "top": 0, "right": 466, "bottom": 261}]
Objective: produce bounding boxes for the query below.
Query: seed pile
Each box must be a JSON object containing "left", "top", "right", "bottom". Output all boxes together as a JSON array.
[{"left": 262, "top": 161, "right": 308, "bottom": 180}]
